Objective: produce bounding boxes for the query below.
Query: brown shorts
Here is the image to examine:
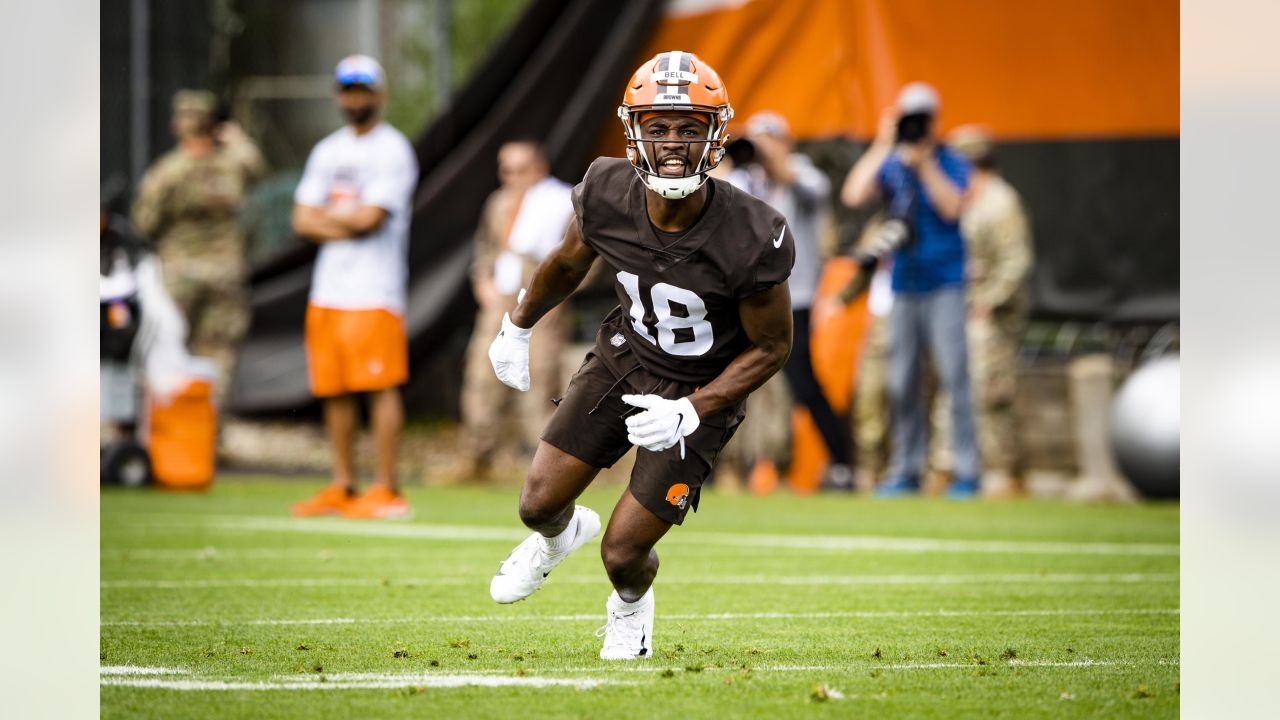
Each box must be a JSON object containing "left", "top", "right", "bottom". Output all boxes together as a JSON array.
[{"left": 541, "top": 335, "right": 744, "bottom": 525}]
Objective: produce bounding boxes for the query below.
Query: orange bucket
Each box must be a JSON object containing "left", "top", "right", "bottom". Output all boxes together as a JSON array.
[{"left": 148, "top": 358, "right": 217, "bottom": 489}]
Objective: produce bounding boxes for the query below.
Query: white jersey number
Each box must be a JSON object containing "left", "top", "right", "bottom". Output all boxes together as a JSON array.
[{"left": 617, "top": 271, "right": 714, "bottom": 357}]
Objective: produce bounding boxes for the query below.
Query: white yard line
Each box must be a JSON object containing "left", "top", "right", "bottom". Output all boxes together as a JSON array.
[
  {"left": 100, "top": 572, "right": 1177, "bottom": 590},
  {"left": 193, "top": 516, "right": 529, "bottom": 542},
  {"left": 627, "top": 572, "right": 1179, "bottom": 586},
  {"left": 100, "top": 666, "right": 190, "bottom": 675},
  {"left": 100, "top": 657, "right": 1180, "bottom": 691},
  {"left": 104, "top": 578, "right": 400, "bottom": 589},
  {"left": 101, "top": 674, "right": 609, "bottom": 691},
  {"left": 102, "top": 606, "right": 1178, "bottom": 628},
  {"left": 144, "top": 514, "right": 1178, "bottom": 557},
  {"left": 690, "top": 533, "right": 1179, "bottom": 556},
  {"left": 107, "top": 548, "right": 414, "bottom": 560},
  {"left": 545, "top": 658, "right": 1181, "bottom": 673}
]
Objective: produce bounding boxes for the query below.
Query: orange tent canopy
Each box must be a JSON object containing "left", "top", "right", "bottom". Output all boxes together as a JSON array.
[{"left": 601, "top": 0, "right": 1177, "bottom": 153}]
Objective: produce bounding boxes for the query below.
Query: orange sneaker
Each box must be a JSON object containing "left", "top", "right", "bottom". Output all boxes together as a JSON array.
[
  {"left": 290, "top": 485, "right": 356, "bottom": 517},
  {"left": 342, "top": 485, "right": 412, "bottom": 520}
]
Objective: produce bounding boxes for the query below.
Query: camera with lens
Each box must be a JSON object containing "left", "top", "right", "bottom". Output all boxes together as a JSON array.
[
  {"left": 896, "top": 113, "right": 932, "bottom": 144},
  {"left": 724, "top": 136, "right": 757, "bottom": 168}
]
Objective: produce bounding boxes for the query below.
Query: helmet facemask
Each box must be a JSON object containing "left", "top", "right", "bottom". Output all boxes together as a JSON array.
[{"left": 618, "top": 106, "right": 732, "bottom": 200}]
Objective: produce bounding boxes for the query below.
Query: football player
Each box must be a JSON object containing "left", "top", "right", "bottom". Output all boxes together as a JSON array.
[{"left": 487, "top": 51, "right": 794, "bottom": 660}]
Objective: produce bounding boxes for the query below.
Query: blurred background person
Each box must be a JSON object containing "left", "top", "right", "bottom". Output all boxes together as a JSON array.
[
  {"left": 721, "top": 112, "right": 854, "bottom": 491},
  {"left": 289, "top": 55, "right": 419, "bottom": 519},
  {"left": 839, "top": 82, "right": 982, "bottom": 498},
  {"left": 834, "top": 213, "right": 897, "bottom": 492},
  {"left": 939, "top": 125, "right": 1033, "bottom": 496},
  {"left": 130, "top": 90, "right": 260, "bottom": 396},
  {"left": 460, "top": 140, "right": 573, "bottom": 480},
  {"left": 100, "top": 209, "right": 189, "bottom": 443}
]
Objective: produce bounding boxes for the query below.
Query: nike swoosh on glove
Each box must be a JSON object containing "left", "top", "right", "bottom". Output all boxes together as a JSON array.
[
  {"left": 489, "top": 312, "right": 533, "bottom": 391},
  {"left": 621, "top": 394, "right": 700, "bottom": 457}
]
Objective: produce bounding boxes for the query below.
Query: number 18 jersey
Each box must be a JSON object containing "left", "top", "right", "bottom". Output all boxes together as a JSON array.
[{"left": 571, "top": 157, "right": 795, "bottom": 385}]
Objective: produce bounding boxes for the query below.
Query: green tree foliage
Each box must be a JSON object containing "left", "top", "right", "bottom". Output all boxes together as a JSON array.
[{"left": 386, "top": 0, "right": 530, "bottom": 135}]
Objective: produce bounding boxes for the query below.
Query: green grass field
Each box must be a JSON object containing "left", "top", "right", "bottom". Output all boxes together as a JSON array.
[{"left": 101, "top": 479, "right": 1179, "bottom": 718}]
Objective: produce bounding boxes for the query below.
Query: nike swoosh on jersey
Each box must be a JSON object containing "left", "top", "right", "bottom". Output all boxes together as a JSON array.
[{"left": 772, "top": 227, "right": 787, "bottom": 248}]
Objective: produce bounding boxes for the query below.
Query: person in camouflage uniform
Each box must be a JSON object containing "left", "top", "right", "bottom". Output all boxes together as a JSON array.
[
  {"left": 461, "top": 141, "right": 573, "bottom": 479},
  {"left": 131, "top": 90, "right": 264, "bottom": 392},
  {"left": 822, "top": 213, "right": 900, "bottom": 491},
  {"left": 848, "top": 215, "right": 894, "bottom": 491},
  {"left": 942, "top": 125, "right": 1033, "bottom": 495}
]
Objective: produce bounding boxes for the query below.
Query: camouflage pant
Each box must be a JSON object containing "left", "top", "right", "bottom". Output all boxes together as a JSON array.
[
  {"left": 930, "top": 314, "right": 1023, "bottom": 474},
  {"left": 460, "top": 304, "right": 567, "bottom": 464},
  {"left": 160, "top": 249, "right": 249, "bottom": 397},
  {"left": 854, "top": 314, "right": 891, "bottom": 478}
]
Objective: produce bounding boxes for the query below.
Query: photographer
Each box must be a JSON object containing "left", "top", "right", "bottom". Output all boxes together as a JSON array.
[
  {"left": 837, "top": 83, "right": 982, "bottom": 498},
  {"left": 722, "top": 112, "right": 854, "bottom": 491}
]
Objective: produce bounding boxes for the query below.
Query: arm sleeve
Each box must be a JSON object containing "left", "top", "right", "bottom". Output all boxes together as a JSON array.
[
  {"left": 742, "top": 221, "right": 796, "bottom": 298},
  {"left": 570, "top": 181, "right": 587, "bottom": 236},
  {"left": 130, "top": 166, "right": 170, "bottom": 241},
  {"left": 571, "top": 159, "right": 599, "bottom": 240},
  {"left": 974, "top": 197, "right": 1033, "bottom": 311},
  {"left": 362, "top": 140, "right": 419, "bottom": 214},
  {"left": 293, "top": 146, "right": 330, "bottom": 207},
  {"left": 226, "top": 135, "right": 269, "bottom": 186}
]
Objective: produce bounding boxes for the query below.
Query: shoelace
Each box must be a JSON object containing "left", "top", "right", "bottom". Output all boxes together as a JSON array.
[
  {"left": 595, "top": 610, "right": 643, "bottom": 649},
  {"left": 502, "top": 537, "right": 548, "bottom": 581}
]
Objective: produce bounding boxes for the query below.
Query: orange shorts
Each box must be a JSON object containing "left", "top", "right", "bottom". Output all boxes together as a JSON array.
[{"left": 305, "top": 304, "right": 408, "bottom": 397}]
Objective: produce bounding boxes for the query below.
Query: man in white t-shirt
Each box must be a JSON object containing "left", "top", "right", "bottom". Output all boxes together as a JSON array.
[{"left": 289, "top": 54, "right": 419, "bottom": 519}]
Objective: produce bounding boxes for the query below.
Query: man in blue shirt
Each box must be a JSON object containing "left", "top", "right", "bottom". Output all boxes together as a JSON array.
[{"left": 839, "top": 82, "right": 982, "bottom": 498}]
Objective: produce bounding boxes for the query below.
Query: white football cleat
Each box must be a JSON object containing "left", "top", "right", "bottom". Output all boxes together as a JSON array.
[
  {"left": 489, "top": 505, "right": 600, "bottom": 604},
  {"left": 596, "top": 587, "right": 654, "bottom": 660}
]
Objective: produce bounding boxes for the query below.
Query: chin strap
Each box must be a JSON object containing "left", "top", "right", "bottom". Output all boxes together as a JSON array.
[{"left": 639, "top": 170, "right": 708, "bottom": 200}]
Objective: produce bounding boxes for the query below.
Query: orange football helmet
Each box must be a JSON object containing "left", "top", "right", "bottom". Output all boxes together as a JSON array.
[{"left": 618, "top": 51, "right": 733, "bottom": 199}]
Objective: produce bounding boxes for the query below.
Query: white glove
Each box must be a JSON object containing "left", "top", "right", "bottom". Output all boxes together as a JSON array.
[
  {"left": 488, "top": 312, "right": 532, "bottom": 391},
  {"left": 622, "top": 394, "right": 700, "bottom": 457}
]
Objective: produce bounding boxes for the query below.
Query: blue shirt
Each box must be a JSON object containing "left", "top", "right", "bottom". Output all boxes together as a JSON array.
[{"left": 878, "top": 145, "right": 971, "bottom": 294}]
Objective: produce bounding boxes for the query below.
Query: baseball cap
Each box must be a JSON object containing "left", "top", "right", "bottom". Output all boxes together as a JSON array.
[
  {"left": 172, "top": 89, "right": 216, "bottom": 116},
  {"left": 897, "top": 82, "right": 940, "bottom": 115},
  {"left": 335, "top": 54, "right": 385, "bottom": 88},
  {"left": 948, "top": 124, "right": 995, "bottom": 162},
  {"left": 745, "top": 111, "right": 791, "bottom": 139}
]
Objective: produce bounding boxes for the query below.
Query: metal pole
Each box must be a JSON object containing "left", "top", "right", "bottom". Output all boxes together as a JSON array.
[
  {"left": 432, "top": 0, "right": 451, "bottom": 112},
  {"left": 357, "top": 0, "right": 380, "bottom": 55},
  {"left": 130, "top": 0, "right": 151, "bottom": 187}
]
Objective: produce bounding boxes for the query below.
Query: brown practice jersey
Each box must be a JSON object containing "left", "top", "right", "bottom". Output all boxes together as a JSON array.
[{"left": 572, "top": 157, "right": 795, "bottom": 385}]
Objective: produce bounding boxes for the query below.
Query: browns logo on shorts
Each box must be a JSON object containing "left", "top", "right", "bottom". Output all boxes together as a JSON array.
[{"left": 666, "top": 483, "right": 691, "bottom": 509}]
